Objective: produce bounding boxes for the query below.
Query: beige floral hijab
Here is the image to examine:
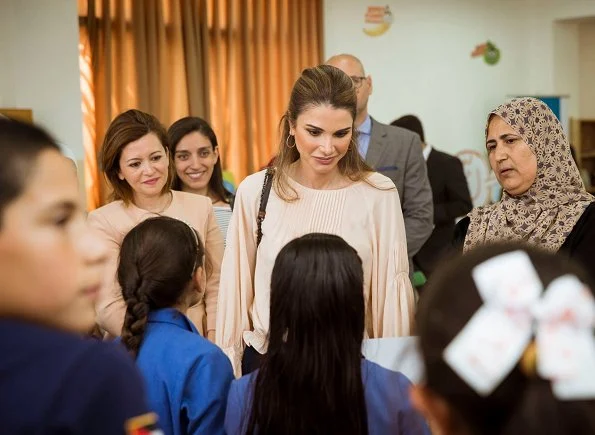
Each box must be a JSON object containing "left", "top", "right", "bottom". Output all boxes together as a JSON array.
[{"left": 464, "top": 97, "right": 594, "bottom": 253}]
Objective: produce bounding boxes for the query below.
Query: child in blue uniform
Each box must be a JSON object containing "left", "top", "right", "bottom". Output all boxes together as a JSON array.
[
  {"left": 118, "top": 216, "right": 234, "bottom": 435},
  {"left": 224, "top": 233, "right": 430, "bottom": 435},
  {"left": 0, "top": 119, "right": 156, "bottom": 434}
]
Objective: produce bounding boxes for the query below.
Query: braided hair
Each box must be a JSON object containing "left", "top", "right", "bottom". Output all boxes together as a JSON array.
[{"left": 118, "top": 216, "right": 204, "bottom": 358}]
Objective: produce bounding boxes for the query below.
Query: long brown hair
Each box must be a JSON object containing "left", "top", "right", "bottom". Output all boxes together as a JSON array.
[
  {"left": 167, "top": 116, "right": 232, "bottom": 204},
  {"left": 99, "top": 109, "right": 173, "bottom": 204},
  {"left": 119, "top": 216, "right": 205, "bottom": 358},
  {"left": 273, "top": 65, "right": 374, "bottom": 201}
]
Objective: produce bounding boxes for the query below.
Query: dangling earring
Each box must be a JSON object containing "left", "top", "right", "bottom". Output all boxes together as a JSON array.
[{"left": 286, "top": 134, "right": 296, "bottom": 148}]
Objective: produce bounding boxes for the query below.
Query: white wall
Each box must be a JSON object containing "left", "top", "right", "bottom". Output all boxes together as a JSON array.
[
  {"left": 579, "top": 20, "right": 595, "bottom": 118},
  {"left": 524, "top": 0, "right": 595, "bottom": 111},
  {"left": 0, "top": 3, "right": 16, "bottom": 108},
  {"left": 553, "top": 21, "right": 580, "bottom": 120},
  {"left": 0, "top": 0, "right": 83, "bottom": 160},
  {"left": 324, "top": 0, "right": 530, "bottom": 155},
  {"left": 324, "top": 0, "right": 531, "bottom": 204},
  {"left": 324, "top": 0, "right": 595, "bottom": 204}
]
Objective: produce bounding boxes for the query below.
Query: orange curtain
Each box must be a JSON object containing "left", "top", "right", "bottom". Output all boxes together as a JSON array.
[
  {"left": 79, "top": 0, "right": 209, "bottom": 209},
  {"left": 206, "top": 0, "right": 323, "bottom": 184},
  {"left": 79, "top": 0, "right": 323, "bottom": 208}
]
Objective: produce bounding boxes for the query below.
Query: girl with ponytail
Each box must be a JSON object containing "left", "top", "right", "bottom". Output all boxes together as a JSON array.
[
  {"left": 412, "top": 242, "right": 595, "bottom": 435},
  {"left": 119, "top": 216, "right": 233, "bottom": 435}
]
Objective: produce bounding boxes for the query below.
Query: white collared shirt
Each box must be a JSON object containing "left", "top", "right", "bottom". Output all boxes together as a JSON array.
[{"left": 422, "top": 143, "right": 432, "bottom": 161}]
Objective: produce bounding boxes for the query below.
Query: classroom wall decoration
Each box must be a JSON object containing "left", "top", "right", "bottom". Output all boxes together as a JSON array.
[
  {"left": 363, "top": 6, "right": 393, "bottom": 37},
  {"left": 456, "top": 149, "right": 501, "bottom": 206},
  {"left": 471, "top": 41, "right": 501, "bottom": 65}
]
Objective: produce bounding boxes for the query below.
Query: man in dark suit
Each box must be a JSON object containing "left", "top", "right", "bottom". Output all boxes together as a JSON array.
[
  {"left": 392, "top": 115, "right": 473, "bottom": 279},
  {"left": 327, "top": 55, "right": 434, "bottom": 271}
]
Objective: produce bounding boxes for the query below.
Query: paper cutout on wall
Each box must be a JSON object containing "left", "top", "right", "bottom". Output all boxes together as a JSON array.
[
  {"left": 457, "top": 150, "right": 501, "bottom": 206},
  {"left": 471, "top": 41, "right": 501, "bottom": 65},
  {"left": 363, "top": 6, "right": 393, "bottom": 37}
]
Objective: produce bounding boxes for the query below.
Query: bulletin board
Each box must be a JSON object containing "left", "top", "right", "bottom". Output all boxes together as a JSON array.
[{"left": 0, "top": 108, "right": 33, "bottom": 123}]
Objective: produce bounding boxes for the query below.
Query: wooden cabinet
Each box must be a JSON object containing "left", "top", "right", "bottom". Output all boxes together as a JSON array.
[{"left": 570, "top": 118, "right": 595, "bottom": 194}]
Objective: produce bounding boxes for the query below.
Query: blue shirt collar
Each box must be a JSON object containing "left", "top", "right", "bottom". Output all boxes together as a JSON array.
[
  {"left": 148, "top": 308, "right": 198, "bottom": 334},
  {"left": 357, "top": 115, "right": 372, "bottom": 135}
]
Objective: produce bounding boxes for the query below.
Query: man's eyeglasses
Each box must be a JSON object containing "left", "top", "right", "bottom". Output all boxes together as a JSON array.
[{"left": 350, "top": 76, "right": 367, "bottom": 89}]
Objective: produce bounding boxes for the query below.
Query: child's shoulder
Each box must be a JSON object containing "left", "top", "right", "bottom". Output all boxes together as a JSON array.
[
  {"left": 0, "top": 320, "right": 148, "bottom": 432},
  {"left": 3, "top": 319, "right": 138, "bottom": 380}
]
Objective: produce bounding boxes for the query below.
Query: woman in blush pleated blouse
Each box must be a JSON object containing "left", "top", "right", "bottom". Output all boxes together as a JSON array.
[{"left": 216, "top": 65, "right": 415, "bottom": 377}]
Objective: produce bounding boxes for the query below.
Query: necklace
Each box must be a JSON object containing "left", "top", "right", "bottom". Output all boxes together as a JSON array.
[{"left": 145, "top": 191, "right": 173, "bottom": 214}]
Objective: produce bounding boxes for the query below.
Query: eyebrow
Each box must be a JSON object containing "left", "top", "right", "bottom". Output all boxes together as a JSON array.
[
  {"left": 305, "top": 124, "right": 352, "bottom": 132},
  {"left": 43, "top": 201, "right": 78, "bottom": 215},
  {"left": 176, "top": 145, "right": 211, "bottom": 153},
  {"left": 126, "top": 150, "right": 163, "bottom": 163},
  {"left": 486, "top": 133, "right": 520, "bottom": 144}
]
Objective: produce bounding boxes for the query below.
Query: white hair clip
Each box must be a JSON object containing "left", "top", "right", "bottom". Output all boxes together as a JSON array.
[{"left": 443, "top": 250, "right": 595, "bottom": 400}]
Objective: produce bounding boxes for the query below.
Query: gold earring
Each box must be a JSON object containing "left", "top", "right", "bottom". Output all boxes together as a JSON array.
[{"left": 286, "top": 134, "right": 296, "bottom": 148}]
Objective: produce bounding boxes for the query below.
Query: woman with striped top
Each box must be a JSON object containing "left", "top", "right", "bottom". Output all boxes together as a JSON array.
[{"left": 168, "top": 117, "right": 234, "bottom": 245}]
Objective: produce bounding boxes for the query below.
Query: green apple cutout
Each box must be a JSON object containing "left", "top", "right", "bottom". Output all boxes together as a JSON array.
[{"left": 484, "top": 41, "right": 501, "bottom": 65}]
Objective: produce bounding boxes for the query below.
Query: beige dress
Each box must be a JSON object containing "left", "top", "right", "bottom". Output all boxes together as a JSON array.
[
  {"left": 216, "top": 170, "right": 415, "bottom": 376},
  {"left": 88, "top": 190, "right": 224, "bottom": 337}
]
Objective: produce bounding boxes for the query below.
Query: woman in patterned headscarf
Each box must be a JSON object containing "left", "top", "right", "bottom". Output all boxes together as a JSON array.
[{"left": 454, "top": 97, "right": 595, "bottom": 281}]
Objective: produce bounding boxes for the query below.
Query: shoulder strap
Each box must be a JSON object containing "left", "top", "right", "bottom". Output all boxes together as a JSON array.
[{"left": 256, "top": 167, "right": 275, "bottom": 247}]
